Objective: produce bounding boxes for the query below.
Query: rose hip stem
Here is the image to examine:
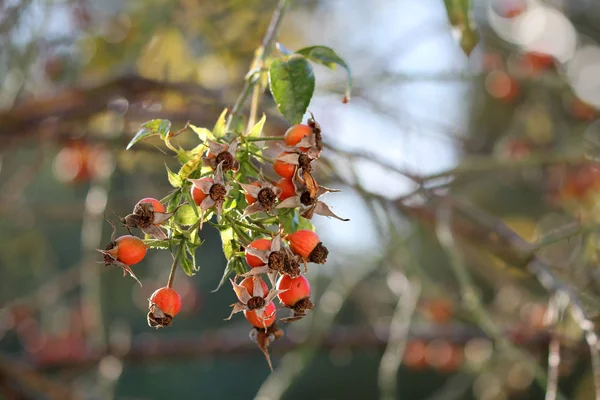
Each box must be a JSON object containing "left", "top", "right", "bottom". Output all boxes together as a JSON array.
[{"left": 167, "top": 245, "right": 183, "bottom": 289}]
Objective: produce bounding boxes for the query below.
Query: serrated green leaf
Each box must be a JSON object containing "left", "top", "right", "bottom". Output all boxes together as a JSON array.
[
  {"left": 143, "top": 239, "right": 171, "bottom": 249},
  {"left": 296, "top": 45, "right": 352, "bottom": 102},
  {"left": 180, "top": 253, "right": 197, "bottom": 276},
  {"left": 220, "top": 227, "right": 235, "bottom": 260},
  {"left": 212, "top": 108, "right": 228, "bottom": 138},
  {"left": 212, "top": 258, "right": 238, "bottom": 292},
  {"left": 189, "top": 124, "right": 215, "bottom": 142},
  {"left": 175, "top": 204, "right": 197, "bottom": 226},
  {"left": 127, "top": 119, "right": 171, "bottom": 150},
  {"left": 443, "top": 0, "right": 479, "bottom": 56},
  {"left": 186, "top": 242, "right": 200, "bottom": 272},
  {"left": 247, "top": 114, "right": 266, "bottom": 138},
  {"left": 269, "top": 56, "right": 315, "bottom": 124},
  {"left": 165, "top": 163, "right": 182, "bottom": 188}
]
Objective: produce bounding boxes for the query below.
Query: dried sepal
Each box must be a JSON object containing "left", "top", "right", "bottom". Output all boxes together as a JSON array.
[
  {"left": 202, "top": 139, "right": 240, "bottom": 171},
  {"left": 225, "top": 277, "right": 282, "bottom": 320},
  {"left": 241, "top": 180, "right": 283, "bottom": 216},
  {"left": 119, "top": 202, "right": 177, "bottom": 239},
  {"left": 147, "top": 300, "right": 172, "bottom": 328},
  {"left": 249, "top": 325, "right": 284, "bottom": 371}
]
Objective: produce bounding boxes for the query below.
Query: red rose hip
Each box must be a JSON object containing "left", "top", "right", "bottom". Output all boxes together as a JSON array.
[
  {"left": 276, "top": 178, "right": 296, "bottom": 201},
  {"left": 190, "top": 178, "right": 213, "bottom": 206},
  {"left": 148, "top": 287, "right": 182, "bottom": 328},
  {"left": 284, "top": 124, "right": 313, "bottom": 151},
  {"left": 105, "top": 235, "right": 147, "bottom": 265},
  {"left": 276, "top": 274, "right": 314, "bottom": 321},
  {"left": 244, "top": 301, "right": 277, "bottom": 329},
  {"left": 136, "top": 197, "right": 165, "bottom": 214},
  {"left": 273, "top": 152, "right": 297, "bottom": 179},
  {"left": 286, "top": 230, "right": 328, "bottom": 264},
  {"left": 245, "top": 238, "right": 272, "bottom": 268}
]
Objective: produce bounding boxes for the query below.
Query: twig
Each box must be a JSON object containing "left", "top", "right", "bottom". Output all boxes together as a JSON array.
[
  {"left": 226, "top": 0, "right": 291, "bottom": 131},
  {"left": 546, "top": 336, "right": 561, "bottom": 400},
  {"left": 378, "top": 279, "right": 421, "bottom": 400},
  {"left": 323, "top": 142, "right": 424, "bottom": 185},
  {"left": 447, "top": 197, "right": 598, "bottom": 399},
  {"left": 435, "top": 199, "right": 563, "bottom": 396}
]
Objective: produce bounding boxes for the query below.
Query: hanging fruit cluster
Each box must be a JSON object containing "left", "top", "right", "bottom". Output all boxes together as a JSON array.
[{"left": 99, "top": 111, "right": 349, "bottom": 369}]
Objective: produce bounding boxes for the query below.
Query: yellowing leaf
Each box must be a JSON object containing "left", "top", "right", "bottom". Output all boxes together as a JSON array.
[
  {"left": 212, "top": 108, "right": 228, "bottom": 138},
  {"left": 247, "top": 113, "right": 266, "bottom": 137}
]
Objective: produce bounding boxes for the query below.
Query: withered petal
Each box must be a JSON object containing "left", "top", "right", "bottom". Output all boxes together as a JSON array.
[
  {"left": 276, "top": 196, "right": 302, "bottom": 209},
  {"left": 240, "top": 182, "right": 262, "bottom": 198},
  {"left": 200, "top": 196, "right": 216, "bottom": 212},
  {"left": 225, "top": 302, "right": 248, "bottom": 320},
  {"left": 316, "top": 185, "right": 342, "bottom": 197},
  {"left": 241, "top": 266, "right": 270, "bottom": 277},
  {"left": 276, "top": 153, "right": 300, "bottom": 165},
  {"left": 271, "top": 234, "right": 282, "bottom": 252},
  {"left": 214, "top": 162, "right": 225, "bottom": 184},
  {"left": 244, "top": 202, "right": 266, "bottom": 216},
  {"left": 253, "top": 277, "right": 265, "bottom": 298},
  {"left": 230, "top": 278, "right": 252, "bottom": 303},
  {"left": 113, "top": 260, "right": 142, "bottom": 286},
  {"left": 265, "top": 289, "right": 285, "bottom": 304},
  {"left": 296, "top": 135, "right": 316, "bottom": 148},
  {"left": 189, "top": 178, "right": 213, "bottom": 194},
  {"left": 228, "top": 140, "right": 239, "bottom": 156},
  {"left": 313, "top": 201, "right": 349, "bottom": 221},
  {"left": 208, "top": 140, "right": 228, "bottom": 155},
  {"left": 152, "top": 211, "right": 176, "bottom": 225},
  {"left": 142, "top": 225, "right": 168, "bottom": 240},
  {"left": 245, "top": 247, "right": 270, "bottom": 264}
]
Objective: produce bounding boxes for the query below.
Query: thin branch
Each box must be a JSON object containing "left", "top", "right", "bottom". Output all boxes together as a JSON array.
[
  {"left": 378, "top": 279, "right": 421, "bottom": 400},
  {"left": 435, "top": 199, "right": 559, "bottom": 395},
  {"left": 226, "top": 0, "right": 290, "bottom": 131}
]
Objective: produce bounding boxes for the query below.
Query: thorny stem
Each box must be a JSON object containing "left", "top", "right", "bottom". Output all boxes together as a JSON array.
[{"left": 226, "top": 0, "right": 291, "bottom": 132}]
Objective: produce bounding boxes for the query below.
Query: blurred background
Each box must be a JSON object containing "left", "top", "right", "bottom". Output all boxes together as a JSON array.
[{"left": 3, "top": 0, "right": 600, "bottom": 398}]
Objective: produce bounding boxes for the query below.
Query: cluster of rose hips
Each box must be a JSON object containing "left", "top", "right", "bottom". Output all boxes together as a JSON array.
[{"left": 99, "top": 114, "right": 347, "bottom": 369}]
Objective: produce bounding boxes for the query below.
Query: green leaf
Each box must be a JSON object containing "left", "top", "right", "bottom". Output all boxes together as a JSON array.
[
  {"left": 186, "top": 242, "right": 200, "bottom": 272},
  {"left": 279, "top": 208, "right": 296, "bottom": 234},
  {"left": 189, "top": 124, "right": 215, "bottom": 142},
  {"left": 181, "top": 185, "right": 199, "bottom": 218},
  {"left": 212, "top": 108, "right": 228, "bottom": 138},
  {"left": 296, "top": 45, "right": 352, "bottom": 102},
  {"left": 443, "top": 0, "right": 479, "bottom": 56},
  {"left": 174, "top": 204, "right": 197, "bottom": 226},
  {"left": 212, "top": 258, "right": 239, "bottom": 292},
  {"left": 179, "top": 151, "right": 203, "bottom": 180},
  {"left": 219, "top": 226, "right": 236, "bottom": 260},
  {"left": 165, "top": 163, "right": 182, "bottom": 188},
  {"left": 180, "top": 253, "right": 197, "bottom": 276},
  {"left": 247, "top": 114, "right": 266, "bottom": 138},
  {"left": 269, "top": 56, "right": 315, "bottom": 124},
  {"left": 167, "top": 190, "right": 183, "bottom": 213},
  {"left": 127, "top": 119, "right": 171, "bottom": 150},
  {"left": 297, "top": 215, "right": 315, "bottom": 231},
  {"left": 143, "top": 239, "right": 171, "bottom": 249}
]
